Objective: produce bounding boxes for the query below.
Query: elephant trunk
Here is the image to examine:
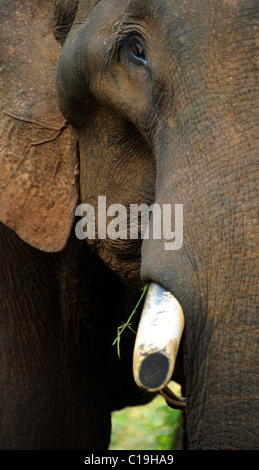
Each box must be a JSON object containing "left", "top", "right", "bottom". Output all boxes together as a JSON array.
[{"left": 133, "top": 283, "right": 184, "bottom": 392}]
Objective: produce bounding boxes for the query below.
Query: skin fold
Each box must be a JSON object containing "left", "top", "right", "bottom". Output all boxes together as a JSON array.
[{"left": 0, "top": 0, "right": 258, "bottom": 449}]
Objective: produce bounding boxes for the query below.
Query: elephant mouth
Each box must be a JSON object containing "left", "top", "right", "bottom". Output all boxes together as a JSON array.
[{"left": 133, "top": 282, "right": 186, "bottom": 409}]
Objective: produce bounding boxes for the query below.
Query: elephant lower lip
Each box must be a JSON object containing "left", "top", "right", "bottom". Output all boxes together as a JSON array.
[{"left": 133, "top": 282, "right": 184, "bottom": 392}]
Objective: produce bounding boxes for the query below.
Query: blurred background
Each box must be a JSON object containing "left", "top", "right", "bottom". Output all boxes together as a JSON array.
[{"left": 109, "top": 382, "right": 183, "bottom": 450}]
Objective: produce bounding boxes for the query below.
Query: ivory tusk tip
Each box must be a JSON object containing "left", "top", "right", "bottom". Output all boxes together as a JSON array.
[
  {"left": 134, "top": 351, "right": 172, "bottom": 392},
  {"left": 133, "top": 282, "right": 184, "bottom": 392}
]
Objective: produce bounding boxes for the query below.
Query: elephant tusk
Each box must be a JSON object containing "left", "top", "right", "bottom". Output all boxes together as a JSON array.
[{"left": 133, "top": 283, "right": 184, "bottom": 392}]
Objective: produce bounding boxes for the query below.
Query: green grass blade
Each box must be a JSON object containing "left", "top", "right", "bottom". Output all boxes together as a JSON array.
[{"left": 113, "top": 284, "right": 149, "bottom": 357}]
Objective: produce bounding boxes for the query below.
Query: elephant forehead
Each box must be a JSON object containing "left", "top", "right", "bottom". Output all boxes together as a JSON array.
[
  {"left": 74, "top": 0, "right": 127, "bottom": 29},
  {"left": 123, "top": 0, "right": 257, "bottom": 36}
]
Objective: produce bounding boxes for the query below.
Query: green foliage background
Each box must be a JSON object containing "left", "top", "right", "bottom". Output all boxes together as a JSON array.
[{"left": 109, "top": 388, "right": 181, "bottom": 450}]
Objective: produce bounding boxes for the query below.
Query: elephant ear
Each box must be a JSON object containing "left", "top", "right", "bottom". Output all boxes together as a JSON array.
[{"left": 0, "top": 0, "right": 78, "bottom": 252}]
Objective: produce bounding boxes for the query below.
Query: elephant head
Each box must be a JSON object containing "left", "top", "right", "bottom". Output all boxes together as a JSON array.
[
  {"left": 1, "top": 0, "right": 258, "bottom": 449},
  {"left": 55, "top": 0, "right": 259, "bottom": 449}
]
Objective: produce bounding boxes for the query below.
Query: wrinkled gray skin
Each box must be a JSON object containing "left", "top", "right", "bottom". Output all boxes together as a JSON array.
[
  {"left": 56, "top": 0, "right": 259, "bottom": 449},
  {"left": 0, "top": 0, "right": 258, "bottom": 450},
  {"left": 0, "top": 0, "right": 153, "bottom": 450}
]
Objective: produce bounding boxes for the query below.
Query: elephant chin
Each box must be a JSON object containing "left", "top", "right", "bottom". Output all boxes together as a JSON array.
[{"left": 133, "top": 283, "right": 185, "bottom": 392}]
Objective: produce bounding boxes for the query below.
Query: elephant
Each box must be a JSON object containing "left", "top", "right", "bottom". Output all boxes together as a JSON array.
[{"left": 0, "top": 0, "right": 258, "bottom": 450}]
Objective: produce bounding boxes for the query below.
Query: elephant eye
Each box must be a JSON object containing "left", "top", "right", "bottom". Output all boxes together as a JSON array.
[
  {"left": 130, "top": 41, "right": 146, "bottom": 63},
  {"left": 118, "top": 34, "right": 147, "bottom": 67}
]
